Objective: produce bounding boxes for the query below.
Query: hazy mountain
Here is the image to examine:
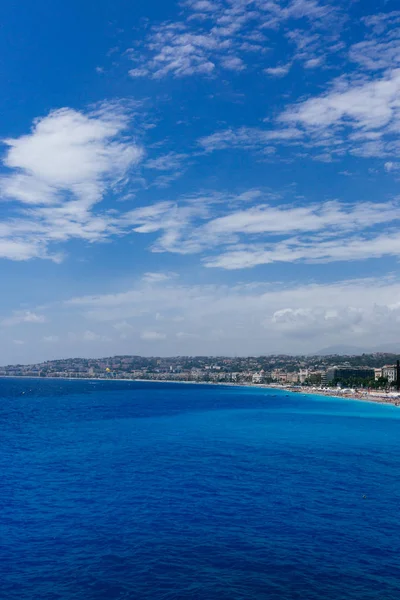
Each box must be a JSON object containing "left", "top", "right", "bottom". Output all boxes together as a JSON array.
[
  {"left": 315, "top": 343, "right": 400, "bottom": 356},
  {"left": 314, "top": 344, "right": 369, "bottom": 356},
  {"left": 373, "top": 343, "right": 400, "bottom": 354}
]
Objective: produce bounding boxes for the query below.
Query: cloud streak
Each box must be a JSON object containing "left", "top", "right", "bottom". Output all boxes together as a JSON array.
[
  {"left": 2, "top": 311, "right": 46, "bottom": 327},
  {"left": 120, "top": 194, "right": 400, "bottom": 268}
]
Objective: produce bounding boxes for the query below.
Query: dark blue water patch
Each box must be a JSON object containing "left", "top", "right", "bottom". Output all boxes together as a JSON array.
[{"left": 1, "top": 378, "right": 400, "bottom": 599}]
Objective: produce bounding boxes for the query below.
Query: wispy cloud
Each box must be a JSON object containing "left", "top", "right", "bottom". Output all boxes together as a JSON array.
[
  {"left": 120, "top": 194, "right": 400, "bottom": 267},
  {"left": 350, "top": 11, "right": 400, "bottom": 71},
  {"left": 203, "top": 200, "right": 398, "bottom": 236},
  {"left": 2, "top": 311, "right": 46, "bottom": 327},
  {"left": 205, "top": 230, "right": 400, "bottom": 269},
  {"left": 191, "top": 11, "right": 400, "bottom": 163},
  {"left": 145, "top": 152, "right": 188, "bottom": 171},
  {"left": 199, "top": 126, "right": 302, "bottom": 152},
  {"left": 264, "top": 63, "right": 292, "bottom": 77},
  {"left": 126, "top": 0, "right": 342, "bottom": 79},
  {"left": 279, "top": 68, "right": 400, "bottom": 159},
  {"left": 7, "top": 272, "right": 400, "bottom": 356},
  {"left": 37, "top": 274, "right": 400, "bottom": 354},
  {"left": 385, "top": 161, "right": 400, "bottom": 172},
  {"left": 140, "top": 330, "right": 167, "bottom": 341},
  {"left": 42, "top": 335, "right": 59, "bottom": 343},
  {"left": 68, "top": 330, "right": 111, "bottom": 343},
  {"left": 200, "top": 67, "right": 400, "bottom": 162},
  {"left": 142, "top": 271, "right": 178, "bottom": 283},
  {"left": 144, "top": 151, "right": 189, "bottom": 186}
]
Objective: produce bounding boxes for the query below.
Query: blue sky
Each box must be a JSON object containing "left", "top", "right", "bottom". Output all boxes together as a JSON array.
[{"left": 2, "top": 0, "right": 400, "bottom": 363}]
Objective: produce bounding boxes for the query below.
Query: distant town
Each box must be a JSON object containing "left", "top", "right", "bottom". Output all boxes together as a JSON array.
[{"left": 1, "top": 353, "right": 399, "bottom": 389}]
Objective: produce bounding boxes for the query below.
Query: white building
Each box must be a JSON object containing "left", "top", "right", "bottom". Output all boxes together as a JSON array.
[
  {"left": 382, "top": 365, "right": 397, "bottom": 383},
  {"left": 252, "top": 371, "right": 265, "bottom": 384},
  {"left": 299, "top": 369, "right": 309, "bottom": 384}
]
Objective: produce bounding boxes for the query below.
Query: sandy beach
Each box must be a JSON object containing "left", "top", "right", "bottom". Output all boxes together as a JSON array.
[{"left": 276, "top": 384, "right": 400, "bottom": 407}]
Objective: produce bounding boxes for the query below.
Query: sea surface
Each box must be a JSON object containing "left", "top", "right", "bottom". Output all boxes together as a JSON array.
[{"left": 1, "top": 378, "right": 400, "bottom": 600}]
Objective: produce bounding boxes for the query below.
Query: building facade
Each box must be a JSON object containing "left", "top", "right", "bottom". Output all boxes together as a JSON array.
[
  {"left": 382, "top": 365, "right": 397, "bottom": 383},
  {"left": 326, "top": 367, "right": 375, "bottom": 383}
]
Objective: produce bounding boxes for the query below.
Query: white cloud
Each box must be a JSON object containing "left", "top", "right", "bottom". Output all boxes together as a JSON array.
[
  {"left": 350, "top": 12, "right": 400, "bottom": 71},
  {"left": 0, "top": 238, "right": 55, "bottom": 262},
  {"left": 42, "top": 335, "right": 59, "bottom": 342},
  {"left": 279, "top": 69, "right": 400, "bottom": 159},
  {"left": 350, "top": 39, "right": 400, "bottom": 72},
  {"left": 304, "top": 57, "right": 323, "bottom": 69},
  {"left": 122, "top": 198, "right": 212, "bottom": 254},
  {"left": 13, "top": 339, "right": 25, "bottom": 345},
  {"left": 0, "top": 104, "right": 143, "bottom": 261},
  {"left": 220, "top": 56, "right": 246, "bottom": 71},
  {"left": 126, "top": 0, "right": 342, "bottom": 79},
  {"left": 129, "top": 68, "right": 150, "bottom": 77},
  {"left": 384, "top": 161, "right": 400, "bottom": 172},
  {"left": 2, "top": 105, "right": 141, "bottom": 202},
  {"left": 198, "top": 126, "right": 302, "bottom": 152},
  {"left": 200, "top": 48, "right": 400, "bottom": 161},
  {"left": 83, "top": 330, "right": 105, "bottom": 342},
  {"left": 269, "top": 306, "right": 366, "bottom": 337},
  {"left": 140, "top": 330, "right": 167, "bottom": 341},
  {"left": 281, "top": 70, "right": 400, "bottom": 130},
  {"left": 286, "top": 0, "right": 335, "bottom": 21},
  {"left": 284, "top": 23, "right": 334, "bottom": 69},
  {"left": 44, "top": 274, "right": 400, "bottom": 354},
  {"left": 9, "top": 273, "right": 400, "bottom": 357},
  {"left": 117, "top": 193, "right": 400, "bottom": 267},
  {"left": 113, "top": 321, "right": 135, "bottom": 339},
  {"left": 362, "top": 11, "right": 400, "bottom": 35},
  {"left": 204, "top": 229, "right": 400, "bottom": 269},
  {"left": 142, "top": 272, "right": 177, "bottom": 283},
  {"left": 139, "top": 28, "right": 218, "bottom": 78},
  {"left": 186, "top": 0, "right": 218, "bottom": 11},
  {"left": 2, "top": 181, "right": 384, "bottom": 273},
  {"left": 68, "top": 330, "right": 111, "bottom": 342},
  {"left": 203, "top": 200, "right": 396, "bottom": 236},
  {"left": 6, "top": 270, "right": 399, "bottom": 358},
  {"left": 2, "top": 310, "right": 46, "bottom": 327},
  {"left": 145, "top": 152, "right": 188, "bottom": 171},
  {"left": 265, "top": 63, "right": 291, "bottom": 77}
]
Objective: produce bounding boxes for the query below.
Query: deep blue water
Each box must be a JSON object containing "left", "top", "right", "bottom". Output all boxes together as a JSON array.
[{"left": 1, "top": 379, "right": 400, "bottom": 600}]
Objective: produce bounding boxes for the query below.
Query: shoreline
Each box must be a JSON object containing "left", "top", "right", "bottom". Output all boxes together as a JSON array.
[
  {"left": 280, "top": 385, "right": 400, "bottom": 407},
  {"left": 2, "top": 375, "right": 400, "bottom": 407}
]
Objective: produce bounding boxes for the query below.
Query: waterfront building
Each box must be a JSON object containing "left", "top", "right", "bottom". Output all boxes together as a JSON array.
[
  {"left": 299, "top": 369, "right": 309, "bottom": 384},
  {"left": 382, "top": 365, "right": 397, "bottom": 383},
  {"left": 252, "top": 370, "right": 265, "bottom": 384},
  {"left": 326, "top": 366, "right": 375, "bottom": 383}
]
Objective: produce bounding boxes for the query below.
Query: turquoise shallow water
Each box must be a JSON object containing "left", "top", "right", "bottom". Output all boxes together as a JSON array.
[{"left": 1, "top": 378, "right": 400, "bottom": 600}]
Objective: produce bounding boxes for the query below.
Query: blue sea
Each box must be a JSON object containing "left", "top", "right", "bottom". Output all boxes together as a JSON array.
[{"left": 1, "top": 378, "right": 400, "bottom": 600}]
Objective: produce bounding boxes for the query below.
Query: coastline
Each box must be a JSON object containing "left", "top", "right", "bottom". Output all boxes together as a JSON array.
[
  {"left": 126, "top": 378, "right": 400, "bottom": 406},
  {"left": 2, "top": 375, "right": 400, "bottom": 407},
  {"left": 276, "top": 384, "right": 400, "bottom": 407}
]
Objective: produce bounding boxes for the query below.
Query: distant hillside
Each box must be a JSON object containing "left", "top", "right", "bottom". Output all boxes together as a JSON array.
[
  {"left": 315, "top": 344, "right": 400, "bottom": 356},
  {"left": 314, "top": 345, "right": 368, "bottom": 356},
  {"left": 374, "top": 343, "right": 400, "bottom": 354}
]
